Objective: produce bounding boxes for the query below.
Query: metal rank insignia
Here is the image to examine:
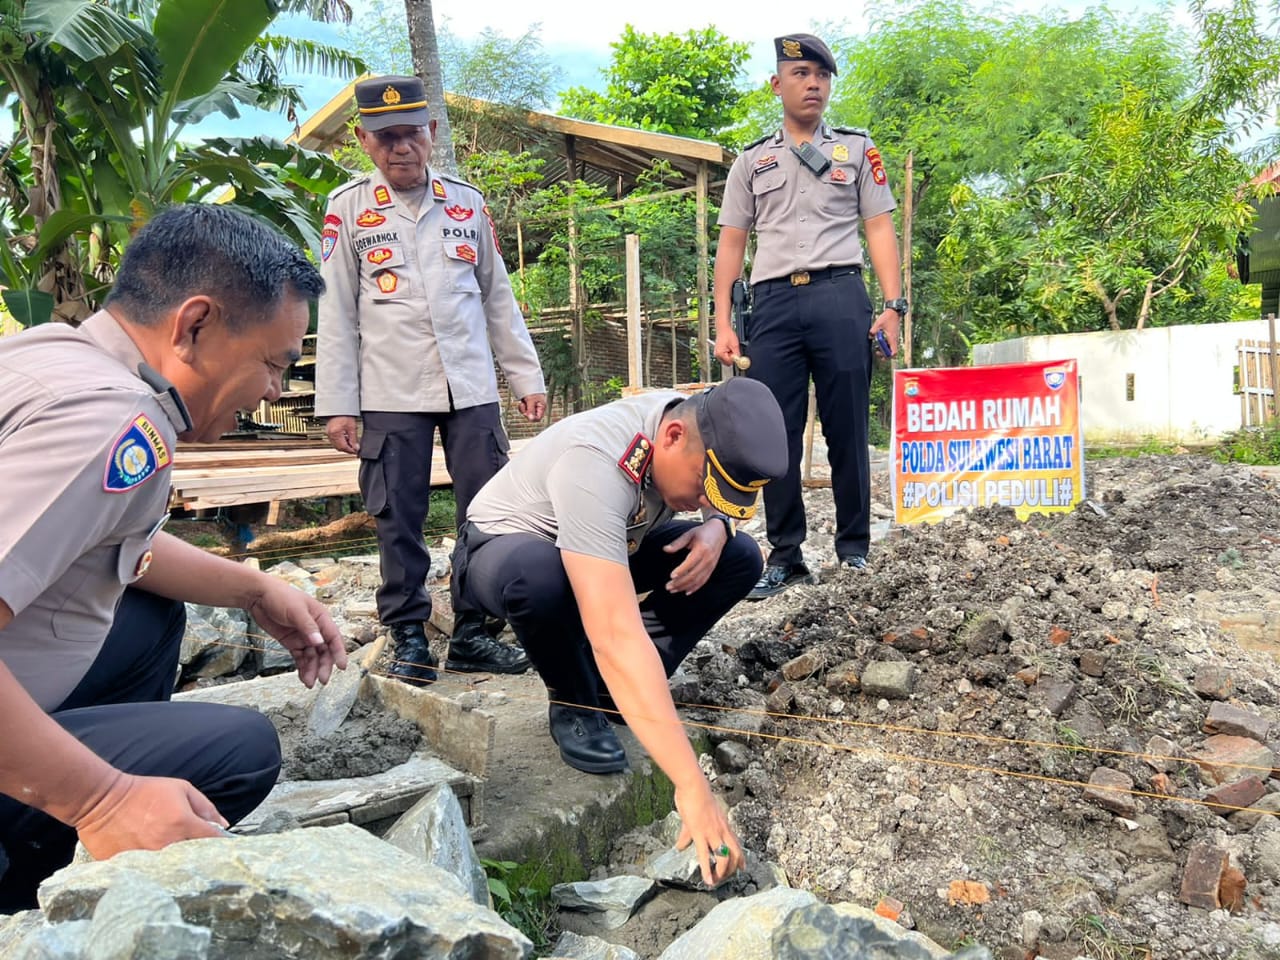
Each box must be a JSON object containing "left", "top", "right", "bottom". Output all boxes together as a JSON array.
[
  {"left": 781, "top": 38, "right": 802, "bottom": 58},
  {"left": 617, "top": 433, "right": 653, "bottom": 484},
  {"left": 382, "top": 85, "right": 401, "bottom": 105}
]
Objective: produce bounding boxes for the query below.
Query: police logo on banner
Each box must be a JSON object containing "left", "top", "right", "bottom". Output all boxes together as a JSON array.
[
  {"left": 104, "top": 414, "right": 171, "bottom": 492},
  {"left": 1043, "top": 368, "right": 1067, "bottom": 390}
]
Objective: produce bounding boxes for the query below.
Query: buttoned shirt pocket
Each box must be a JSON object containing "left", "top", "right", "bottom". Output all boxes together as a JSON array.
[
  {"left": 822, "top": 164, "right": 858, "bottom": 215},
  {"left": 361, "top": 244, "right": 408, "bottom": 302},
  {"left": 357, "top": 428, "right": 389, "bottom": 516},
  {"left": 442, "top": 242, "right": 482, "bottom": 294},
  {"left": 50, "top": 559, "right": 115, "bottom": 643},
  {"left": 751, "top": 168, "right": 787, "bottom": 199}
]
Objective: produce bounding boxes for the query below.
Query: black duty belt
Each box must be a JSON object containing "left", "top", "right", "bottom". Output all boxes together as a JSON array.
[{"left": 757, "top": 264, "right": 862, "bottom": 288}]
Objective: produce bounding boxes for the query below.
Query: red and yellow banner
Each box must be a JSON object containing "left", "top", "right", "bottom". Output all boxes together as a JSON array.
[{"left": 891, "top": 360, "right": 1084, "bottom": 524}]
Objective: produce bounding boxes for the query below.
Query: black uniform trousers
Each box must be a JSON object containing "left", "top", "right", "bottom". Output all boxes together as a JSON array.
[
  {"left": 456, "top": 522, "right": 763, "bottom": 708},
  {"left": 748, "top": 268, "right": 875, "bottom": 565},
  {"left": 0, "top": 588, "right": 280, "bottom": 912},
  {"left": 358, "top": 405, "right": 510, "bottom": 626}
]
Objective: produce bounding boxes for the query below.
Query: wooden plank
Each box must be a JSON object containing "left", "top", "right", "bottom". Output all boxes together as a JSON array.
[{"left": 266, "top": 500, "right": 281, "bottom": 526}]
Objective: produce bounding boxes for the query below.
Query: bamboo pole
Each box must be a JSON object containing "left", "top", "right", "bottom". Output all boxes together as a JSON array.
[
  {"left": 902, "top": 152, "right": 914, "bottom": 367},
  {"left": 626, "top": 234, "right": 642, "bottom": 390},
  {"left": 1269, "top": 314, "right": 1279, "bottom": 421},
  {"left": 696, "top": 161, "right": 710, "bottom": 379}
]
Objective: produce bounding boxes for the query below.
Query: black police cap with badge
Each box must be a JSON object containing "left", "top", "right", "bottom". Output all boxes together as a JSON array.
[
  {"left": 690, "top": 378, "right": 788, "bottom": 521},
  {"left": 354, "top": 74, "right": 431, "bottom": 130},
  {"left": 774, "top": 33, "right": 838, "bottom": 75}
]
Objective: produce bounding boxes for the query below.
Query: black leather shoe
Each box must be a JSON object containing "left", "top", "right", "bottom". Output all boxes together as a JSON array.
[
  {"left": 839, "top": 554, "right": 868, "bottom": 570},
  {"left": 387, "top": 623, "right": 437, "bottom": 685},
  {"left": 548, "top": 704, "right": 628, "bottom": 774},
  {"left": 746, "top": 561, "right": 814, "bottom": 601},
  {"left": 446, "top": 621, "right": 530, "bottom": 674}
]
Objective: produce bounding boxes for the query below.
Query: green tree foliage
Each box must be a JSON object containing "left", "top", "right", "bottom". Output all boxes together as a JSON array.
[
  {"left": 559, "top": 25, "right": 749, "bottom": 142},
  {"left": 0, "top": 0, "right": 360, "bottom": 324}
]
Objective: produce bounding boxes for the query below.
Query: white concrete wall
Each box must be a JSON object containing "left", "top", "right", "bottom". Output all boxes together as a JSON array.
[{"left": 971, "top": 321, "right": 1274, "bottom": 444}]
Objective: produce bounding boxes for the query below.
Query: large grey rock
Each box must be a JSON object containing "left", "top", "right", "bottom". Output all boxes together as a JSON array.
[
  {"left": 774, "top": 903, "right": 992, "bottom": 959},
  {"left": 37, "top": 825, "right": 530, "bottom": 959},
  {"left": 645, "top": 845, "right": 703, "bottom": 888},
  {"left": 181, "top": 605, "right": 250, "bottom": 678},
  {"left": 8, "top": 921, "right": 90, "bottom": 960},
  {"left": 551, "top": 876, "right": 657, "bottom": 930},
  {"left": 551, "top": 930, "right": 641, "bottom": 960},
  {"left": 384, "top": 784, "right": 489, "bottom": 906},
  {"left": 83, "top": 876, "right": 209, "bottom": 960},
  {"left": 657, "top": 886, "right": 816, "bottom": 959}
]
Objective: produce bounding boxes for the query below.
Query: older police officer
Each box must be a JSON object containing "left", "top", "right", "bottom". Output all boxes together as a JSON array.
[
  {"left": 0, "top": 204, "right": 347, "bottom": 911},
  {"left": 714, "top": 34, "right": 905, "bottom": 596},
  {"left": 457, "top": 377, "right": 787, "bottom": 887},
  {"left": 317, "top": 75, "right": 545, "bottom": 684}
]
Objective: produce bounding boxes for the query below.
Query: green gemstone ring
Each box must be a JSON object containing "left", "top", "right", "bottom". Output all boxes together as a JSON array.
[{"left": 718, "top": 844, "right": 730, "bottom": 857}]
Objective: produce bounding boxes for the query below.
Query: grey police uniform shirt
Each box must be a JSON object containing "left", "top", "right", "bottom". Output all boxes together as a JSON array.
[
  {"left": 718, "top": 124, "right": 898, "bottom": 284},
  {"left": 467, "top": 392, "right": 683, "bottom": 566},
  {"left": 315, "top": 170, "right": 546, "bottom": 417},
  {"left": 0, "top": 311, "right": 185, "bottom": 711}
]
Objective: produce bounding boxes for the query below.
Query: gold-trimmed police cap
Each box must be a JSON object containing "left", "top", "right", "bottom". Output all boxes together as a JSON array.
[
  {"left": 774, "top": 34, "right": 838, "bottom": 75},
  {"left": 691, "top": 379, "right": 787, "bottom": 520},
  {"left": 355, "top": 75, "right": 431, "bottom": 130}
]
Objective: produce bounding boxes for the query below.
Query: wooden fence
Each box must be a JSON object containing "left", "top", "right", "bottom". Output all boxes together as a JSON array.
[{"left": 1238, "top": 314, "right": 1280, "bottom": 426}]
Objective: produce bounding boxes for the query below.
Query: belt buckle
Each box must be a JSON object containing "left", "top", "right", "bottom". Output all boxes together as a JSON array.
[{"left": 790, "top": 271, "right": 810, "bottom": 286}]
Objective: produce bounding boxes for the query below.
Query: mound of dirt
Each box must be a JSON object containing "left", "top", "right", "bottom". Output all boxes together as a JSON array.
[{"left": 692, "top": 455, "right": 1280, "bottom": 959}]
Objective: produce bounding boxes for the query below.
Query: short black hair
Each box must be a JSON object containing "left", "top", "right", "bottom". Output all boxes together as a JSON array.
[{"left": 105, "top": 204, "right": 324, "bottom": 331}]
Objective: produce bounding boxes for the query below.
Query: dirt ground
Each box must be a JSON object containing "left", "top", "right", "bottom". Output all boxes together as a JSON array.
[
  {"left": 682, "top": 454, "right": 1280, "bottom": 959},
  {"left": 229, "top": 452, "right": 1280, "bottom": 958}
]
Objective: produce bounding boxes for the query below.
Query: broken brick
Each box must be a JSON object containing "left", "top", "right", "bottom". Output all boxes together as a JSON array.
[
  {"left": 1150, "top": 773, "right": 1175, "bottom": 795},
  {"left": 1204, "top": 702, "right": 1271, "bottom": 743},
  {"left": 1190, "top": 735, "right": 1275, "bottom": 785},
  {"left": 781, "top": 651, "right": 823, "bottom": 682},
  {"left": 1194, "top": 665, "right": 1235, "bottom": 700},
  {"left": 946, "top": 880, "right": 990, "bottom": 906},
  {"left": 1084, "top": 767, "right": 1138, "bottom": 818},
  {"left": 1219, "top": 867, "right": 1247, "bottom": 914},
  {"left": 1048, "top": 626, "right": 1071, "bottom": 646},
  {"left": 1180, "top": 843, "right": 1229, "bottom": 910},
  {"left": 874, "top": 896, "right": 904, "bottom": 923},
  {"left": 1205, "top": 777, "right": 1266, "bottom": 815},
  {"left": 1014, "top": 667, "right": 1041, "bottom": 686}
]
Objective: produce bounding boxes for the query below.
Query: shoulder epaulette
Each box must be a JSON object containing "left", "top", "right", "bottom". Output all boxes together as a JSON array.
[
  {"left": 740, "top": 133, "right": 772, "bottom": 152},
  {"left": 832, "top": 126, "right": 870, "bottom": 138},
  {"left": 328, "top": 175, "right": 370, "bottom": 201},
  {"left": 438, "top": 171, "right": 479, "bottom": 191}
]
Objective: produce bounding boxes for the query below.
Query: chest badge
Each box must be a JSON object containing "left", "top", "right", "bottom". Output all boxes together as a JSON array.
[
  {"left": 356, "top": 209, "right": 386, "bottom": 228},
  {"left": 831, "top": 168, "right": 848, "bottom": 183},
  {"left": 104, "top": 414, "right": 171, "bottom": 493},
  {"left": 445, "top": 204, "right": 474, "bottom": 221},
  {"left": 367, "top": 247, "right": 393, "bottom": 265},
  {"left": 376, "top": 271, "right": 399, "bottom": 294},
  {"left": 134, "top": 548, "right": 154, "bottom": 578},
  {"left": 832, "top": 143, "right": 849, "bottom": 162},
  {"left": 373, "top": 184, "right": 393, "bottom": 207},
  {"left": 455, "top": 243, "right": 477, "bottom": 264},
  {"left": 617, "top": 433, "right": 653, "bottom": 484}
]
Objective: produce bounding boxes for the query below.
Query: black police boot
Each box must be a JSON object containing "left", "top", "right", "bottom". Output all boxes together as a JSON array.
[
  {"left": 746, "top": 561, "right": 814, "bottom": 601},
  {"left": 387, "top": 623, "right": 437, "bottom": 686},
  {"left": 548, "top": 704, "right": 628, "bottom": 774},
  {"left": 446, "top": 617, "right": 531, "bottom": 674}
]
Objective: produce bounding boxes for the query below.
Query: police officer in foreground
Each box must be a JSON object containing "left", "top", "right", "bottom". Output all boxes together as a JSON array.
[
  {"left": 713, "top": 34, "right": 905, "bottom": 598},
  {"left": 317, "top": 74, "right": 545, "bottom": 685},
  {"left": 456, "top": 378, "right": 787, "bottom": 886},
  {"left": 0, "top": 205, "right": 348, "bottom": 910}
]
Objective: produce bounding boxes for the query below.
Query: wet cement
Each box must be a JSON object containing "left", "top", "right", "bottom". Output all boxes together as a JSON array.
[{"left": 264, "top": 699, "right": 423, "bottom": 781}]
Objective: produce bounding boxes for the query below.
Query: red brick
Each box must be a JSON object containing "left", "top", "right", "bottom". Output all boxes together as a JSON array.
[
  {"left": 1180, "top": 843, "right": 1229, "bottom": 910},
  {"left": 1048, "top": 626, "right": 1071, "bottom": 646},
  {"left": 1219, "top": 867, "right": 1247, "bottom": 914},
  {"left": 1189, "top": 735, "right": 1275, "bottom": 785},
  {"left": 875, "top": 896, "right": 904, "bottom": 922},
  {"left": 1205, "top": 777, "right": 1267, "bottom": 816},
  {"left": 1151, "top": 773, "right": 1175, "bottom": 795}
]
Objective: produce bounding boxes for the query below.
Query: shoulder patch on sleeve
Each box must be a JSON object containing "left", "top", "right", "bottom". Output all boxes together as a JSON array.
[
  {"left": 104, "top": 413, "right": 171, "bottom": 493},
  {"left": 617, "top": 433, "right": 653, "bottom": 484},
  {"left": 832, "top": 126, "right": 870, "bottom": 138}
]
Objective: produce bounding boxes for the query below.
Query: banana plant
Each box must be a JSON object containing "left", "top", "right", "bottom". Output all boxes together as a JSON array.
[{"left": 0, "top": 0, "right": 362, "bottom": 325}]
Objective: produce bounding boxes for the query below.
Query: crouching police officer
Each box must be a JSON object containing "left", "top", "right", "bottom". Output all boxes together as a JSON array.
[
  {"left": 455, "top": 377, "right": 787, "bottom": 886},
  {"left": 0, "top": 205, "right": 348, "bottom": 911}
]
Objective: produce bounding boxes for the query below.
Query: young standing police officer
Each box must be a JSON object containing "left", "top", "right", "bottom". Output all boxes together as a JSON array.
[
  {"left": 456, "top": 378, "right": 787, "bottom": 886},
  {"left": 713, "top": 34, "right": 905, "bottom": 598},
  {"left": 317, "top": 75, "right": 547, "bottom": 684},
  {"left": 0, "top": 205, "right": 348, "bottom": 910}
]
